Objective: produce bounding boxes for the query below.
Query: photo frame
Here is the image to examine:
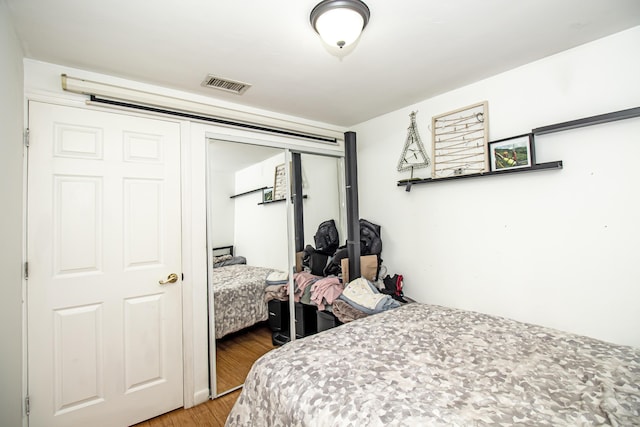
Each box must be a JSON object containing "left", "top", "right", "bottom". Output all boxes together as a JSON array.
[
  {"left": 262, "top": 187, "right": 273, "bottom": 203},
  {"left": 272, "top": 163, "right": 287, "bottom": 201},
  {"left": 489, "top": 133, "right": 535, "bottom": 172}
]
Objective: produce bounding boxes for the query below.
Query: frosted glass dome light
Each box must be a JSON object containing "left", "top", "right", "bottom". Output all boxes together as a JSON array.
[{"left": 310, "top": 0, "right": 370, "bottom": 49}]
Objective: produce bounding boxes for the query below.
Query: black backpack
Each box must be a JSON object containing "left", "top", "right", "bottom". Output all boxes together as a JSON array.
[
  {"left": 314, "top": 219, "right": 340, "bottom": 255},
  {"left": 360, "top": 219, "right": 382, "bottom": 255},
  {"left": 323, "top": 246, "right": 348, "bottom": 277},
  {"left": 302, "top": 245, "right": 329, "bottom": 276}
]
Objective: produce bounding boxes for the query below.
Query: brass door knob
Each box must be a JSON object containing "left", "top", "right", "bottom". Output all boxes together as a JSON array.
[{"left": 159, "top": 273, "right": 179, "bottom": 285}]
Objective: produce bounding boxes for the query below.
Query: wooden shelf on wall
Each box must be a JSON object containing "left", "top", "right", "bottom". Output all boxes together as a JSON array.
[
  {"left": 397, "top": 161, "right": 563, "bottom": 191},
  {"left": 397, "top": 105, "right": 639, "bottom": 192},
  {"left": 258, "top": 198, "right": 286, "bottom": 205},
  {"left": 258, "top": 195, "right": 307, "bottom": 205},
  {"left": 229, "top": 186, "right": 268, "bottom": 199},
  {"left": 532, "top": 106, "right": 640, "bottom": 136}
]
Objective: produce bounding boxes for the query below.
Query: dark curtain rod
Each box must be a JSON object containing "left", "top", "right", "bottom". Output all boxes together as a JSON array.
[{"left": 89, "top": 95, "right": 338, "bottom": 144}]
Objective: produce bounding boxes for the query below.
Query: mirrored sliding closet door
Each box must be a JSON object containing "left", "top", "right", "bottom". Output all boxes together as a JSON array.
[
  {"left": 290, "top": 152, "right": 346, "bottom": 342},
  {"left": 207, "top": 139, "right": 347, "bottom": 399},
  {"left": 207, "top": 139, "right": 290, "bottom": 397}
]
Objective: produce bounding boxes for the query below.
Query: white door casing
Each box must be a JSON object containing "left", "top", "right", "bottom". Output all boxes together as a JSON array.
[{"left": 27, "top": 102, "right": 183, "bottom": 426}]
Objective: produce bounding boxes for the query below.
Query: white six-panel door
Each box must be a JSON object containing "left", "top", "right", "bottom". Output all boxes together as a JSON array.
[{"left": 27, "top": 102, "right": 183, "bottom": 426}]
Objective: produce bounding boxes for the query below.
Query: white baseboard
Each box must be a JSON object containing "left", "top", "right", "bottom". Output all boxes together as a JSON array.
[{"left": 193, "top": 388, "right": 211, "bottom": 406}]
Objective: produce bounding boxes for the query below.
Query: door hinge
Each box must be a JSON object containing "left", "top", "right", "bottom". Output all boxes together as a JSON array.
[
  {"left": 24, "top": 262, "right": 29, "bottom": 279},
  {"left": 24, "top": 128, "right": 30, "bottom": 147},
  {"left": 25, "top": 395, "right": 30, "bottom": 416}
]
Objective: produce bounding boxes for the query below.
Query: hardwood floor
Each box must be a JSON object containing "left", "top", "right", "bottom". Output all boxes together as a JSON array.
[
  {"left": 133, "top": 389, "right": 241, "bottom": 427},
  {"left": 134, "top": 322, "right": 275, "bottom": 426},
  {"left": 216, "top": 322, "right": 275, "bottom": 392}
]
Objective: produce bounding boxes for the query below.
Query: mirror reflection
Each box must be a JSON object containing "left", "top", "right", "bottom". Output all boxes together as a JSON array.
[
  {"left": 207, "top": 140, "right": 289, "bottom": 396},
  {"left": 299, "top": 152, "right": 346, "bottom": 260},
  {"left": 268, "top": 152, "right": 346, "bottom": 345}
]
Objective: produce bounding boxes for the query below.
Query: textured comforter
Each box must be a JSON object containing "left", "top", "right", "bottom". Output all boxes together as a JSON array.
[
  {"left": 212, "top": 264, "right": 276, "bottom": 339},
  {"left": 226, "top": 303, "right": 640, "bottom": 426}
]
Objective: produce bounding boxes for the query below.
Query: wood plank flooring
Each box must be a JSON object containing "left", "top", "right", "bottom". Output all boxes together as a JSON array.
[
  {"left": 133, "top": 389, "right": 241, "bottom": 427},
  {"left": 216, "top": 322, "right": 275, "bottom": 393},
  {"left": 134, "top": 322, "right": 275, "bottom": 426}
]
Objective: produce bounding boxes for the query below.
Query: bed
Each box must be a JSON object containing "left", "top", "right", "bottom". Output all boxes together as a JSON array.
[
  {"left": 211, "top": 246, "right": 285, "bottom": 339},
  {"left": 226, "top": 302, "right": 640, "bottom": 426}
]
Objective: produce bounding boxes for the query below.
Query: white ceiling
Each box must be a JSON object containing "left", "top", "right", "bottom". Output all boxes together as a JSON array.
[{"left": 5, "top": 0, "right": 640, "bottom": 127}]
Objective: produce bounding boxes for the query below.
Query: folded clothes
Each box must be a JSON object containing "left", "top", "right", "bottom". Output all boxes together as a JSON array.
[
  {"left": 332, "top": 299, "right": 368, "bottom": 323},
  {"left": 265, "top": 270, "right": 289, "bottom": 285},
  {"left": 339, "top": 277, "right": 400, "bottom": 314},
  {"left": 264, "top": 284, "right": 288, "bottom": 302}
]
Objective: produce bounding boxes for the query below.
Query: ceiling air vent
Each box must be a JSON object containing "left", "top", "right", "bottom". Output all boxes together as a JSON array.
[{"left": 201, "top": 74, "right": 251, "bottom": 95}]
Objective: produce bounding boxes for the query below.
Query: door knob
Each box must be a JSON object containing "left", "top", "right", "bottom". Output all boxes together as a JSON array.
[{"left": 159, "top": 273, "right": 179, "bottom": 285}]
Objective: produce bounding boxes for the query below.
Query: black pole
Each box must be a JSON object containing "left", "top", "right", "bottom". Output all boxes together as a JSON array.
[
  {"left": 292, "top": 153, "right": 304, "bottom": 253},
  {"left": 345, "top": 131, "right": 361, "bottom": 281}
]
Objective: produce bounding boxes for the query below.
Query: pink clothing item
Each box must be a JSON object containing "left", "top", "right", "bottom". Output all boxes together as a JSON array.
[
  {"left": 311, "top": 277, "right": 343, "bottom": 310},
  {"left": 293, "top": 271, "right": 320, "bottom": 302}
]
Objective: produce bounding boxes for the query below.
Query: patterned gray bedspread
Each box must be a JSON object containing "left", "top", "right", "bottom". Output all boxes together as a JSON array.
[
  {"left": 212, "top": 264, "right": 275, "bottom": 339},
  {"left": 226, "top": 303, "right": 640, "bottom": 426}
]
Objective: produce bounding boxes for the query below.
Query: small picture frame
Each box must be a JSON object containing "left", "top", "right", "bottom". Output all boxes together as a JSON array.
[
  {"left": 489, "top": 133, "right": 535, "bottom": 171},
  {"left": 262, "top": 187, "right": 273, "bottom": 203}
]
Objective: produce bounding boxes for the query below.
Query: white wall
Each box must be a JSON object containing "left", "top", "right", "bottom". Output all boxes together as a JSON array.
[
  {"left": 353, "top": 26, "right": 640, "bottom": 347},
  {"left": 300, "top": 154, "right": 345, "bottom": 248},
  {"left": 234, "top": 153, "right": 289, "bottom": 271},
  {"left": 0, "top": 1, "right": 24, "bottom": 425},
  {"left": 208, "top": 169, "right": 236, "bottom": 248}
]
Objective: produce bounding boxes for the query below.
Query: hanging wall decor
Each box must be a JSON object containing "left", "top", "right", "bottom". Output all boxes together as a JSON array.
[
  {"left": 432, "top": 101, "right": 489, "bottom": 179},
  {"left": 273, "top": 163, "right": 287, "bottom": 201},
  {"left": 397, "top": 111, "right": 431, "bottom": 181}
]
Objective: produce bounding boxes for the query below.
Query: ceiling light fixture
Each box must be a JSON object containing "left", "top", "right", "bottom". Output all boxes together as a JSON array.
[{"left": 310, "top": 0, "right": 370, "bottom": 49}]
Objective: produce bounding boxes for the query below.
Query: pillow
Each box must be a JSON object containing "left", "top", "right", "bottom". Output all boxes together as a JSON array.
[
  {"left": 341, "top": 255, "right": 378, "bottom": 284},
  {"left": 212, "top": 254, "right": 233, "bottom": 264},
  {"left": 213, "top": 255, "right": 247, "bottom": 268},
  {"left": 265, "top": 271, "right": 289, "bottom": 285}
]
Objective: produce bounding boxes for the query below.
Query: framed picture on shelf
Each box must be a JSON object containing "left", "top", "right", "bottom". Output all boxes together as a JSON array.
[
  {"left": 262, "top": 187, "right": 273, "bottom": 203},
  {"left": 489, "top": 133, "right": 535, "bottom": 171}
]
